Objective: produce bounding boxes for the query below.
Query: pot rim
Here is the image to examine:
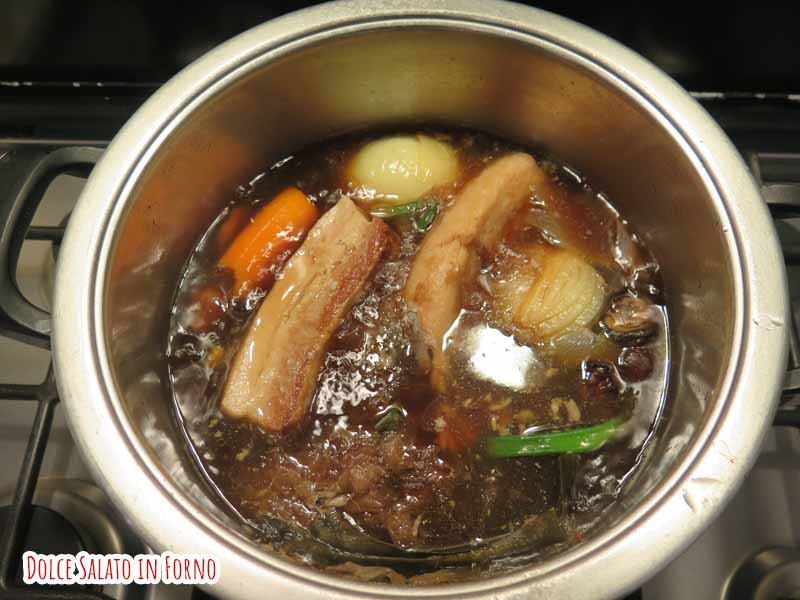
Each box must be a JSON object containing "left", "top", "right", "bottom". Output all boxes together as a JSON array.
[{"left": 53, "top": 1, "right": 788, "bottom": 599}]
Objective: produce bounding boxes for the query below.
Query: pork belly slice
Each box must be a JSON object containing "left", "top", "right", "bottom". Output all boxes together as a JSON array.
[
  {"left": 221, "top": 196, "right": 394, "bottom": 432},
  {"left": 403, "top": 153, "right": 547, "bottom": 390}
]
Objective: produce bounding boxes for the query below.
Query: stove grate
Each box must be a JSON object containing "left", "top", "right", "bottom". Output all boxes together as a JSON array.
[{"left": 2, "top": 95, "right": 800, "bottom": 600}]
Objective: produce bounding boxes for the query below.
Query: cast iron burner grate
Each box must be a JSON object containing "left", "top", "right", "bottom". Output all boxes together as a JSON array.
[
  {"left": 0, "top": 142, "right": 111, "bottom": 597},
  {"left": 1, "top": 89, "right": 799, "bottom": 600}
]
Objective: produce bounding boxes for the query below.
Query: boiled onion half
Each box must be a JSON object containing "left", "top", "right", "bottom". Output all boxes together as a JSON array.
[{"left": 348, "top": 135, "right": 459, "bottom": 203}]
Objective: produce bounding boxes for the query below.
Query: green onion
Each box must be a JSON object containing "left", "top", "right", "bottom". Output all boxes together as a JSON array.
[
  {"left": 368, "top": 201, "right": 421, "bottom": 218},
  {"left": 413, "top": 203, "right": 439, "bottom": 231},
  {"left": 375, "top": 405, "right": 405, "bottom": 432},
  {"left": 483, "top": 416, "right": 626, "bottom": 458},
  {"left": 369, "top": 199, "right": 439, "bottom": 232}
]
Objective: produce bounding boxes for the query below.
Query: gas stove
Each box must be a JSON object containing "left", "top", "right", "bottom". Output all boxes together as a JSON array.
[
  {"left": 0, "top": 85, "right": 211, "bottom": 600},
  {"left": 1, "top": 85, "right": 800, "bottom": 600}
]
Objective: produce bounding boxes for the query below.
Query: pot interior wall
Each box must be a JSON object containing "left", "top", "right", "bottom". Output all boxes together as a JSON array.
[{"left": 103, "top": 27, "right": 735, "bottom": 567}]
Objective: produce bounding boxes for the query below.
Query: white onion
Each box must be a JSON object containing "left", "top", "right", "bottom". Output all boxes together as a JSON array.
[
  {"left": 515, "top": 249, "right": 606, "bottom": 341},
  {"left": 348, "top": 135, "right": 459, "bottom": 203}
]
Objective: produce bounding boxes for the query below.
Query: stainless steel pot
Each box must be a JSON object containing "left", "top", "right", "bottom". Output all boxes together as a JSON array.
[{"left": 45, "top": 1, "right": 788, "bottom": 598}]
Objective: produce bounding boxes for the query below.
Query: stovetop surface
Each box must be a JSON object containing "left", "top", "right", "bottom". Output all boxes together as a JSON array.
[
  {"left": 3, "top": 1, "right": 800, "bottom": 93},
  {"left": 1, "top": 53, "right": 800, "bottom": 600}
]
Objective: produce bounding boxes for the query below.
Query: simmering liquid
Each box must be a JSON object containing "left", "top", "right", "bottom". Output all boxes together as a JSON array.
[{"left": 167, "top": 130, "right": 668, "bottom": 581}]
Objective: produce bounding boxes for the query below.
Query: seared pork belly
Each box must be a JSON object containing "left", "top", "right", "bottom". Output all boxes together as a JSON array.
[{"left": 221, "top": 196, "right": 394, "bottom": 431}]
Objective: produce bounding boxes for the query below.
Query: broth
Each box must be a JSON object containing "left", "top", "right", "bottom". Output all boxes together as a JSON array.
[{"left": 167, "top": 129, "right": 668, "bottom": 580}]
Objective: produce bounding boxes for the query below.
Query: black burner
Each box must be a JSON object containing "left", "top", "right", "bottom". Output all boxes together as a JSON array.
[
  {"left": 0, "top": 505, "right": 85, "bottom": 586},
  {"left": 725, "top": 547, "right": 800, "bottom": 600}
]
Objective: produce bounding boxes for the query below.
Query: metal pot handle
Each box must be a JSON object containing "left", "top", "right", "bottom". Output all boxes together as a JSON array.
[{"left": 0, "top": 146, "right": 103, "bottom": 347}]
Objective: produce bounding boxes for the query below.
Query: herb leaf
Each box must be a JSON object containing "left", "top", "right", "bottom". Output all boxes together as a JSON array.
[
  {"left": 375, "top": 405, "right": 405, "bottom": 432},
  {"left": 413, "top": 202, "right": 439, "bottom": 231}
]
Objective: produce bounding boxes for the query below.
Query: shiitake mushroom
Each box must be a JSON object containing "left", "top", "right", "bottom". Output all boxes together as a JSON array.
[
  {"left": 580, "top": 359, "right": 620, "bottom": 403},
  {"left": 617, "top": 347, "right": 655, "bottom": 382},
  {"left": 600, "top": 293, "right": 658, "bottom": 346}
]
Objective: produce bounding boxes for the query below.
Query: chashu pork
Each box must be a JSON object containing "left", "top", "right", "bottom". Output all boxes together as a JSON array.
[
  {"left": 404, "top": 152, "right": 548, "bottom": 390},
  {"left": 221, "top": 196, "right": 394, "bottom": 432}
]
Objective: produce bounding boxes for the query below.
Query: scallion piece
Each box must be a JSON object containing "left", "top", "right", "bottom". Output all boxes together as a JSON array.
[
  {"left": 369, "top": 199, "right": 439, "bottom": 232},
  {"left": 368, "top": 201, "right": 421, "bottom": 218},
  {"left": 375, "top": 405, "right": 405, "bottom": 432},
  {"left": 484, "top": 417, "right": 626, "bottom": 458},
  {"left": 413, "top": 202, "right": 439, "bottom": 231}
]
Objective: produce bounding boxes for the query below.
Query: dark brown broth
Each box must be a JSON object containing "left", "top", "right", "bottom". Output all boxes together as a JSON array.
[{"left": 167, "top": 130, "right": 669, "bottom": 571}]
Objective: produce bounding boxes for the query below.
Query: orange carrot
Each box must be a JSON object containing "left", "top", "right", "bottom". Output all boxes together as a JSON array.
[
  {"left": 215, "top": 205, "right": 251, "bottom": 251},
  {"left": 219, "top": 187, "right": 318, "bottom": 299}
]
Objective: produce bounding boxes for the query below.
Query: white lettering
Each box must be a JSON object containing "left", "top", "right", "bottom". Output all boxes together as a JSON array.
[{"left": 20, "top": 552, "right": 218, "bottom": 585}]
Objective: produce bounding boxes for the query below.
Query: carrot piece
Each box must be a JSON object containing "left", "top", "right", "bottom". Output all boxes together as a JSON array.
[
  {"left": 219, "top": 187, "right": 319, "bottom": 298},
  {"left": 215, "top": 205, "right": 251, "bottom": 251}
]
